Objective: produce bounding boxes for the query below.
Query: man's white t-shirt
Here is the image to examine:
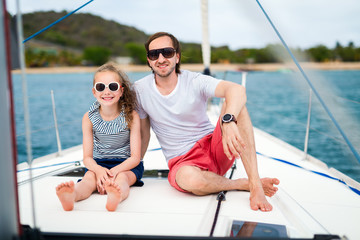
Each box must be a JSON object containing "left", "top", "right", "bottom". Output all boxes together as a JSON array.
[{"left": 134, "top": 70, "right": 221, "bottom": 162}]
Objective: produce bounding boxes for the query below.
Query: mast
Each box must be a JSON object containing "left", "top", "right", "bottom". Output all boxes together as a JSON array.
[
  {"left": 201, "top": 0, "right": 211, "bottom": 75},
  {"left": 0, "top": 0, "right": 21, "bottom": 239}
]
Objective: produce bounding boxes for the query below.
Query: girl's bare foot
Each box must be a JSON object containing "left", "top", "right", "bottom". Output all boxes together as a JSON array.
[
  {"left": 105, "top": 180, "right": 122, "bottom": 212},
  {"left": 56, "top": 181, "right": 75, "bottom": 211}
]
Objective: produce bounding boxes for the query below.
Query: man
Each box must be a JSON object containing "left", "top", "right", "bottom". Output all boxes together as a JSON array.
[{"left": 134, "top": 32, "right": 279, "bottom": 211}]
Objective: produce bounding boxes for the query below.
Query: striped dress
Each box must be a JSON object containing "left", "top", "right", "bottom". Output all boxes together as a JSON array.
[{"left": 88, "top": 101, "right": 130, "bottom": 160}]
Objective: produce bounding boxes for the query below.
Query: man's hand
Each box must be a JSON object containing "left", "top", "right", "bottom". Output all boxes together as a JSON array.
[{"left": 221, "top": 122, "right": 246, "bottom": 160}]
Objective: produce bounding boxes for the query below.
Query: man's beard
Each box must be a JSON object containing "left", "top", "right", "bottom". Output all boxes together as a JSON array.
[{"left": 153, "top": 64, "right": 176, "bottom": 78}]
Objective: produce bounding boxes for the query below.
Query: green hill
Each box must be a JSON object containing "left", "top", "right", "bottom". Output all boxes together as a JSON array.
[
  {"left": 21, "top": 11, "right": 148, "bottom": 56},
  {"left": 10, "top": 10, "right": 359, "bottom": 67}
]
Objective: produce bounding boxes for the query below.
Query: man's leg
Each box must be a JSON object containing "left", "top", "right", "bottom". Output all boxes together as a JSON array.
[
  {"left": 176, "top": 165, "right": 241, "bottom": 195},
  {"left": 173, "top": 101, "right": 279, "bottom": 211},
  {"left": 226, "top": 103, "right": 276, "bottom": 211},
  {"left": 176, "top": 165, "right": 279, "bottom": 197}
]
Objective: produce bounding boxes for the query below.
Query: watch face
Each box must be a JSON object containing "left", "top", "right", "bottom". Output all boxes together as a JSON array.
[{"left": 223, "top": 114, "right": 232, "bottom": 122}]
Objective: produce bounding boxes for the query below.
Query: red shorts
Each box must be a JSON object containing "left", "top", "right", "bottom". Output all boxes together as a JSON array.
[{"left": 167, "top": 119, "right": 235, "bottom": 192}]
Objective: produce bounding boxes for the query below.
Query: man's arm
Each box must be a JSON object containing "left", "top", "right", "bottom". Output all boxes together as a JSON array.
[
  {"left": 140, "top": 116, "right": 151, "bottom": 160},
  {"left": 215, "top": 80, "right": 272, "bottom": 210},
  {"left": 214, "top": 80, "right": 247, "bottom": 159},
  {"left": 214, "top": 80, "right": 246, "bottom": 117}
]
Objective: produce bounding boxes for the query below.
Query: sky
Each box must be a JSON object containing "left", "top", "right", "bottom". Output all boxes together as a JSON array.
[{"left": 6, "top": 0, "right": 360, "bottom": 50}]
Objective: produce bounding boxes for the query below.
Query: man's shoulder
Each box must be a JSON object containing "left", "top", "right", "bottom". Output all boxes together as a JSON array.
[
  {"left": 136, "top": 73, "right": 153, "bottom": 83},
  {"left": 180, "top": 70, "right": 219, "bottom": 85},
  {"left": 180, "top": 69, "right": 201, "bottom": 79},
  {"left": 134, "top": 73, "right": 153, "bottom": 89},
  {"left": 180, "top": 70, "right": 208, "bottom": 87}
]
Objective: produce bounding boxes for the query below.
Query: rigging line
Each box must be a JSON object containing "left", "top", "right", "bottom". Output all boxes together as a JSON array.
[
  {"left": 209, "top": 161, "right": 237, "bottom": 237},
  {"left": 308, "top": 91, "right": 360, "bottom": 105},
  {"left": 147, "top": 147, "right": 162, "bottom": 152},
  {"left": 18, "top": 148, "right": 161, "bottom": 172},
  {"left": 17, "top": 161, "right": 80, "bottom": 173},
  {"left": 16, "top": 0, "right": 37, "bottom": 229},
  {"left": 255, "top": 0, "right": 360, "bottom": 164},
  {"left": 337, "top": 96, "right": 360, "bottom": 105},
  {"left": 22, "top": 0, "right": 94, "bottom": 43},
  {"left": 257, "top": 152, "right": 360, "bottom": 196},
  {"left": 142, "top": 147, "right": 360, "bottom": 195}
]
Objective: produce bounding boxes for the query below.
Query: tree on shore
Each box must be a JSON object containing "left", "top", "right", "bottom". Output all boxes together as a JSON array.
[
  {"left": 16, "top": 11, "right": 360, "bottom": 67},
  {"left": 83, "top": 46, "right": 111, "bottom": 66}
]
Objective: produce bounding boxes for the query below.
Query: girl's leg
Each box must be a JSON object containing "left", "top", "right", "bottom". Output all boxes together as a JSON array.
[
  {"left": 74, "top": 171, "right": 98, "bottom": 201},
  {"left": 56, "top": 171, "right": 97, "bottom": 211},
  {"left": 105, "top": 171, "right": 137, "bottom": 211}
]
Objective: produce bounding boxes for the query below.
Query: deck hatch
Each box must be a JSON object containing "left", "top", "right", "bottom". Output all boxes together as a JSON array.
[{"left": 231, "top": 220, "right": 288, "bottom": 238}]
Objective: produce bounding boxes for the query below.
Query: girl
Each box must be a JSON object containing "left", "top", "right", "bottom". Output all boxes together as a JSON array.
[{"left": 56, "top": 62, "right": 143, "bottom": 212}]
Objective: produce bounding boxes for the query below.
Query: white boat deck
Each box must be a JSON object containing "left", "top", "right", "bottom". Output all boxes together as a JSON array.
[{"left": 17, "top": 109, "right": 360, "bottom": 239}]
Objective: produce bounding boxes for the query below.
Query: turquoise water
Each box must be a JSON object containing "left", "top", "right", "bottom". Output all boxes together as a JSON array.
[{"left": 12, "top": 70, "right": 360, "bottom": 182}]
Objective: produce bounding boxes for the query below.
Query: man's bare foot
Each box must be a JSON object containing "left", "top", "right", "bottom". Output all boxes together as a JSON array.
[
  {"left": 105, "top": 180, "right": 122, "bottom": 212},
  {"left": 238, "top": 177, "right": 279, "bottom": 197},
  {"left": 56, "top": 181, "right": 75, "bottom": 211},
  {"left": 249, "top": 186, "right": 273, "bottom": 212},
  {"left": 261, "top": 178, "right": 280, "bottom": 197},
  {"left": 250, "top": 178, "right": 279, "bottom": 212}
]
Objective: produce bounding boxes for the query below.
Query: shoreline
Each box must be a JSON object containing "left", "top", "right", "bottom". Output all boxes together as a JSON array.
[{"left": 11, "top": 62, "right": 360, "bottom": 74}]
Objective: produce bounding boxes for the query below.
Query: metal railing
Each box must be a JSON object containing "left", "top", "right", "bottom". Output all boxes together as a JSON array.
[
  {"left": 15, "top": 89, "right": 84, "bottom": 158},
  {"left": 304, "top": 89, "right": 312, "bottom": 160}
]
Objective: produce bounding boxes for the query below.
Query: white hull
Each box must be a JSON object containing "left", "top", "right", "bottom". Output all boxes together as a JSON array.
[{"left": 17, "top": 107, "right": 360, "bottom": 239}]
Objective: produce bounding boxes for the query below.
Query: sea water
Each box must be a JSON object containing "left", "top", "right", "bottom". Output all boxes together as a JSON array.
[{"left": 12, "top": 69, "right": 360, "bottom": 182}]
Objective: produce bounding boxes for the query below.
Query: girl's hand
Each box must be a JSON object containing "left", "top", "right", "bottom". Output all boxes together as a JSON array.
[
  {"left": 109, "top": 166, "right": 122, "bottom": 179},
  {"left": 94, "top": 166, "right": 113, "bottom": 194}
]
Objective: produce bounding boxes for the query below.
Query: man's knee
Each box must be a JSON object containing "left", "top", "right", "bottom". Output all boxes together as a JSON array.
[{"left": 176, "top": 166, "right": 209, "bottom": 195}]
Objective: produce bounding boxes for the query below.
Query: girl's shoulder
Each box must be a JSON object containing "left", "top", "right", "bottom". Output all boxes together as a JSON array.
[
  {"left": 82, "top": 111, "right": 92, "bottom": 130},
  {"left": 89, "top": 101, "right": 100, "bottom": 113},
  {"left": 83, "top": 111, "right": 90, "bottom": 120},
  {"left": 88, "top": 101, "right": 101, "bottom": 119},
  {"left": 131, "top": 109, "right": 139, "bottom": 118}
]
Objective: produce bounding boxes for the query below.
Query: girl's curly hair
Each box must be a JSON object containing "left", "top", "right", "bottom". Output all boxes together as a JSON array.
[{"left": 94, "top": 62, "right": 137, "bottom": 128}]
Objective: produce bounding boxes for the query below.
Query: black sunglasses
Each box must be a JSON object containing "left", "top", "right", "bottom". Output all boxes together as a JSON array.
[
  {"left": 147, "top": 47, "right": 176, "bottom": 61},
  {"left": 94, "top": 82, "right": 121, "bottom": 92}
]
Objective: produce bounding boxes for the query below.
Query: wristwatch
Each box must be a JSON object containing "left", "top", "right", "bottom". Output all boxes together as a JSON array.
[{"left": 221, "top": 113, "right": 237, "bottom": 124}]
